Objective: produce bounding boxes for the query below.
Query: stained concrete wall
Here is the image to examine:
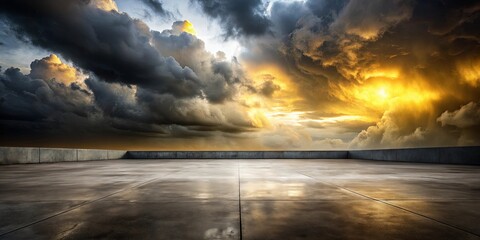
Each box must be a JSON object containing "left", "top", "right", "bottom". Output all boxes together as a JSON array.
[
  {"left": 348, "top": 146, "right": 480, "bottom": 165},
  {"left": 126, "top": 151, "right": 349, "bottom": 159},
  {"left": 40, "top": 148, "right": 77, "bottom": 163},
  {"left": 76, "top": 149, "right": 129, "bottom": 161},
  {"left": 128, "top": 147, "right": 479, "bottom": 165},
  {"left": 1, "top": 147, "right": 479, "bottom": 165},
  {"left": 0, "top": 147, "right": 127, "bottom": 164},
  {"left": 108, "top": 150, "right": 129, "bottom": 159},
  {"left": 0, "top": 147, "right": 40, "bottom": 164},
  {"left": 77, "top": 149, "right": 108, "bottom": 161}
]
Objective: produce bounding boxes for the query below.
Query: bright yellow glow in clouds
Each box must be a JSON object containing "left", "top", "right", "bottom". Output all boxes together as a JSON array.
[
  {"left": 377, "top": 87, "right": 388, "bottom": 99},
  {"left": 241, "top": 63, "right": 373, "bottom": 133},
  {"left": 457, "top": 58, "right": 480, "bottom": 87},
  {"left": 180, "top": 20, "right": 196, "bottom": 35},
  {"left": 330, "top": 68, "right": 442, "bottom": 119},
  {"left": 171, "top": 20, "right": 197, "bottom": 36},
  {"left": 355, "top": 80, "right": 440, "bottom": 109},
  {"left": 241, "top": 63, "right": 306, "bottom": 128},
  {"left": 245, "top": 65, "right": 442, "bottom": 140},
  {"left": 264, "top": 110, "right": 364, "bottom": 127},
  {"left": 361, "top": 69, "right": 400, "bottom": 80}
]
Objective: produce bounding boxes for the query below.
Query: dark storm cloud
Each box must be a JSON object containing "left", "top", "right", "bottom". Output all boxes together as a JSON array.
[
  {"left": 191, "top": 0, "right": 270, "bottom": 37},
  {"left": 0, "top": 0, "right": 259, "bottom": 127},
  {"left": 259, "top": 80, "right": 280, "bottom": 97},
  {"left": 0, "top": 0, "right": 265, "bottom": 146},
  {"left": 243, "top": 0, "right": 480, "bottom": 148},
  {"left": 413, "top": 0, "right": 480, "bottom": 35},
  {"left": 307, "top": 0, "right": 347, "bottom": 19},
  {"left": 0, "top": 55, "right": 257, "bottom": 146},
  {"left": 85, "top": 75, "right": 250, "bottom": 130},
  {"left": 0, "top": 67, "right": 96, "bottom": 123},
  {"left": 140, "top": 0, "right": 172, "bottom": 17},
  {"left": 0, "top": 0, "right": 202, "bottom": 98},
  {"left": 275, "top": 0, "right": 480, "bottom": 80},
  {"left": 270, "top": 1, "right": 308, "bottom": 36},
  {"left": 0, "top": 0, "right": 258, "bottom": 104},
  {"left": 0, "top": 63, "right": 165, "bottom": 147},
  {"left": 152, "top": 26, "right": 249, "bottom": 103}
]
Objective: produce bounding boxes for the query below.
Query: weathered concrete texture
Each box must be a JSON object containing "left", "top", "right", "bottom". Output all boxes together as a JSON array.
[
  {"left": 349, "top": 146, "right": 480, "bottom": 165},
  {"left": 40, "top": 148, "right": 77, "bottom": 163},
  {"left": 2, "top": 146, "right": 479, "bottom": 165},
  {"left": 0, "top": 147, "right": 127, "bottom": 164},
  {"left": 0, "top": 147, "right": 39, "bottom": 164},
  {"left": 127, "top": 147, "right": 479, "bottom": 165},
  {"left": 127, "top": 151, "right": 349, "bottom": 159},
  {"left": 0, "top": 159, "right": 479, "bottom": 239},
  {"left": 77, "top": 149, "right": 108, "bottom": 161},
  {"left": 107, "top": 150, "right": 127, "bottom": 159}
]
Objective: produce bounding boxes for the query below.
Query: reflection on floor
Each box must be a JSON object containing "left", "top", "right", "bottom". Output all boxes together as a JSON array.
[{"left": 0, "top": 159, "right": 479, "bottom": 239}]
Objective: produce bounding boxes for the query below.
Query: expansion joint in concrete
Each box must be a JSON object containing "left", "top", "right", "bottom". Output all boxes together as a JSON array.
[
  {"left": 296, "top": 171, "right": 480, "bottom": 238},
  {"left": 237, "top": 161, "right": 243, "bottom": 240}
]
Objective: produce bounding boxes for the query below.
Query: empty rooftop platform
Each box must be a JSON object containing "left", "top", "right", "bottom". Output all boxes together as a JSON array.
[{"left": 0, "top": 159, "right": 479, "bottom": 239}]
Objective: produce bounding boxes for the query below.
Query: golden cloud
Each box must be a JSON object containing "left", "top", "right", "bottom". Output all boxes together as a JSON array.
[
  {"left": 30, "top": 54, "right": 81, "bottom": 84},
  {"left": 90, "top": 0, "right": 118, "bottom": 12},
  {"left": 171, "top": 20, "right": 197, "bottom": 36}
]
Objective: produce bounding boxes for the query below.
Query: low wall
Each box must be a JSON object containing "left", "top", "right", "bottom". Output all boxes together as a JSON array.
[
  {"left": 348, "top": 146, "right": 480, "bottom": 165},
  {"left": 1, "top": 147, "right": 479, "bottom": 165},
  {"left": 128, "top": 147, "right": 479, "bottom": 165},
  {"left": 126, "top": 151, "right": 348, "bottom": 159},
  {"left": 0, "top": 147, "right": 39, "bottom": 164},
  {"left": 0, "top": 147, "right": 127, "bottom": 165}
]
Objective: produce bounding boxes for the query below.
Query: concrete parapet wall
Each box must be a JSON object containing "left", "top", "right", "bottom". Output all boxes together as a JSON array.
[
  {"left": 0, "top": 147, "right": 40, "bottom": 164},
  {"left": 1, "top": 147, "right": 478, "bottom": 165},
  {"left": 40, "top": 148, "right": 77, "bottom": 163},
  {"left": 77, "top": 149, "right": 108, "bottom": 161},
  {"left": 0, "top": 147, "right": 127, "bottom": 164},
  {"left": 107, "top": 150, "right": 128, "bottom": 159},
  {"left": 348, "top": 146, "right": 480, "bottom": 165},
  {"left": 128, "top": 147, "right": 479, "bottom": 165},
  {"left": 126, "top": 151, "right": 349, "bottom": 159}
]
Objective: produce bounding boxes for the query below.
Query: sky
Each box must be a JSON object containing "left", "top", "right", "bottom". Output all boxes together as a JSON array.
[{"left": 0, "top": 0, "right": 479, "bottom": 150}]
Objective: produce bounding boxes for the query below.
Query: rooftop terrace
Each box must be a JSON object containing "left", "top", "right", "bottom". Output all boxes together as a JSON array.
[{"left": 0, "top": 157, "right": 479, "bottom": 239}]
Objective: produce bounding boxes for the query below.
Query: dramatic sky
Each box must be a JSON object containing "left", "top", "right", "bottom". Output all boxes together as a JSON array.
[{"left": 0, "top": 0, "right": 479, "bottom": 150}]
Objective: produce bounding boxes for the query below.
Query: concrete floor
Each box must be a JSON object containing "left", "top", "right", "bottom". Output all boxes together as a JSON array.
[{"left": 0, "top": 159, "right": 479, "bottom": 240}]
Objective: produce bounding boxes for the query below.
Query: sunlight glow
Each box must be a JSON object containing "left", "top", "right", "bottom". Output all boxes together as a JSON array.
[
  {"left": 377, "top": 88, "right": 388, "bottom": 99},
  {"left": 362, "top": 69, "right": 399, "bottom": 80},
  {"left": 181, "top": 20, "right": 197, "bottom": 35}
]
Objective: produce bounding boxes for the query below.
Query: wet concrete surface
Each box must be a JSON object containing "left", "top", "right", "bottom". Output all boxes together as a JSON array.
[{"left": 0, "top": 159, "right": 479, "bottom": 239}]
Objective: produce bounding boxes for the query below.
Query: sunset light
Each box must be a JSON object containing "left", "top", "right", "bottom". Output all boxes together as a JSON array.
[
  {"left": 0, "top": 0, "right": 478, "bottom": 150},
  {"left": 0, "top": 1, "right": 479, "bottom": 239}
]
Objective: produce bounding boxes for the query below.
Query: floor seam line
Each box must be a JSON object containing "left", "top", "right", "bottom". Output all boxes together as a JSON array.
[
  {"left": 0, "top": 169, "right": 183, "bottom": 237},
  {"left": 296, "top": 171, "right": 480, "bottom": 238},
  {"left": 238, "top": 160, "right": 243, "bottom": 240}
]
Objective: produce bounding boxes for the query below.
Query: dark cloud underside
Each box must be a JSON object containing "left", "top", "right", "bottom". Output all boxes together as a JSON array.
[
  {"left": 140, "top": 0, "right": 172, "bottom": 17},
  {"left": 192, "top": 0, "right": 270, "bottom": 37}
]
